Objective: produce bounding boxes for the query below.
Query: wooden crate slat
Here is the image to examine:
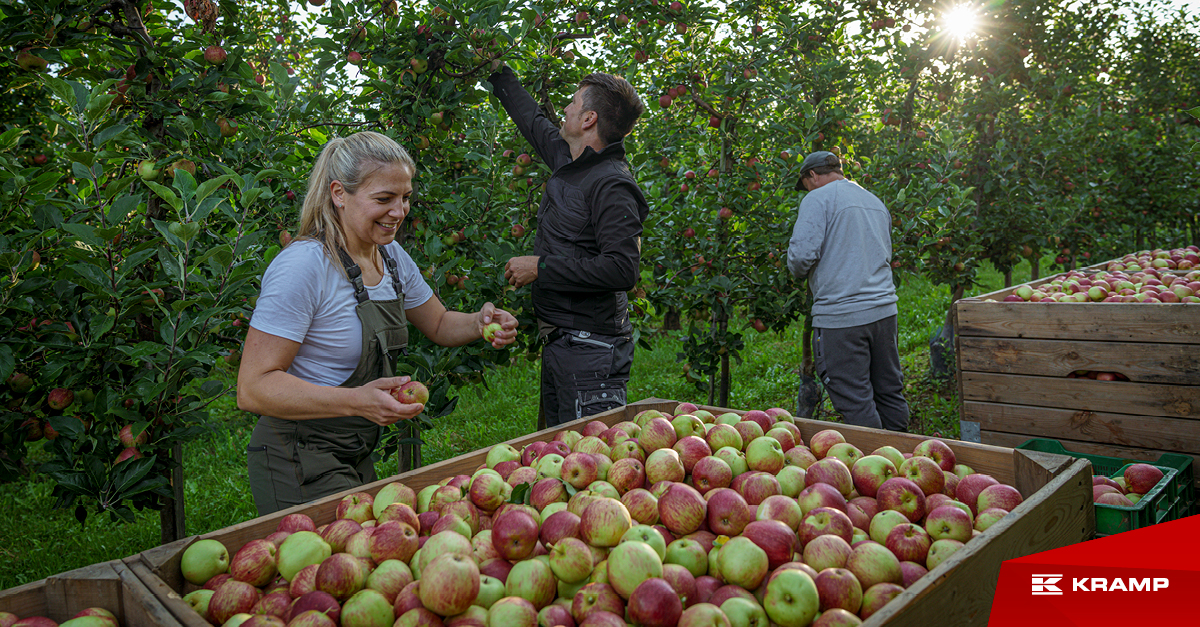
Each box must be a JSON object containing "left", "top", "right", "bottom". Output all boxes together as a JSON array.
[
  {"left": 981, "top": 430, "right": 1200, "bottom": 487},
  {"left": 963, "top": 401, "right": 1200, "bottom": 457},
  {"left": 44, "top": 561, "right": 123, "bottom": 621},
  {"left": 126, "top": 558, "right": 211, "bottom": 627},
  {"left": 959, "top": 337, "right": 1200, "bottom": 384},
  {"left": 961, "top": 372, "right": 1200, "bottom": 419},
  {"left": 865, "top": 458, "right": 1094, "bottom": 626},
  {"left": 0, "top": 560, "right": 183, "bottom": 627},
  {"left": 114, "top": 561, "right": 184, "bottom": 627},
  {"left": 956, "top": 299, "right": 1200, "bottom": 344}
]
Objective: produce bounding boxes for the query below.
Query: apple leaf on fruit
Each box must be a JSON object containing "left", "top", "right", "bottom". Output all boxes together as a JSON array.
[{"left": 509, "top": 482, "right": 532, "bottom": 504}]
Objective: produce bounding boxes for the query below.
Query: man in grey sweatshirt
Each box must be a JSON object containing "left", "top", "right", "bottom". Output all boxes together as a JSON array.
[{"left": 787, "top": 151, "right": 910, "bottom": 432}]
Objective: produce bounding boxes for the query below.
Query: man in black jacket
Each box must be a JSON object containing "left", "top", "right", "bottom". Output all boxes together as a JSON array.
[{"left": 487, "top": 64, "right": 648, "bottom": 428}]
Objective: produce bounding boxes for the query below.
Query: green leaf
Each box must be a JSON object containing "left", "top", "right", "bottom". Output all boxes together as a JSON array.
[
  {"left": 1187, "top": 107, "right": 1199, "bottom": 120},
  {"left": 62, "top": 222, "right": 106, "bottom": 247},
  {"left": 89, "top": 311, "right": 116, "bottom": 342},
  {"left": 195, "top": 175, "right": 232, "bottom": 204},
  {"left": 42, "top": 76, "right": 79, "bottom": 113},
  {"left": 48, "top": 416, "right": 85, "bottom": 440},
  {"left": 0, "top": 345, "right": 13, "bottom": 384},
  {"left": 172, "top": 169, "right": 198, "bottom": 202},
  {"left": 508, "top": 482, "right": 532, "bottom": 504},
  {"left": 145, "top": 181, "right": 183, "bottom": 212},
  {"left": 68, "top": 262, "right": 112, "bottom": 291}
]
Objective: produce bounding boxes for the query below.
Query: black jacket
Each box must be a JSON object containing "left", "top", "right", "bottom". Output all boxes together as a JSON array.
[{"left": 488, "top": 66, "right": 649, "bottom": 336}]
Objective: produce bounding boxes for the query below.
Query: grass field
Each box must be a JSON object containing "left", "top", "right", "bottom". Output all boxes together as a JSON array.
[{"left": 0, "top": 259, "right": 1043, "bottom": 589}]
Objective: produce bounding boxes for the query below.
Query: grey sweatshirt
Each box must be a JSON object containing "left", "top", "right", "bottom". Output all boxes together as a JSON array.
[{"left": 787, "top": 178, "right": 898, "bottom": 329}]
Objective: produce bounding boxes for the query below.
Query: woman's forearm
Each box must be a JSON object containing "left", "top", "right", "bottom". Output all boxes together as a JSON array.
[{"left": 237, "top": 369, "right": 362, "bottom": 420}]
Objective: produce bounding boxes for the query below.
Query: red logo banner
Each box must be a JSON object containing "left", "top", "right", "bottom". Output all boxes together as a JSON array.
[{"left": 990, "top": 514, "right": 1200, "bottom": 625}]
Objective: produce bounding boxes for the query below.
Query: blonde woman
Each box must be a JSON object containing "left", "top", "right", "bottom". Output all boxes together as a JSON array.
[{"left": 238, "top": 131, "right": 517, "bottom": 515}]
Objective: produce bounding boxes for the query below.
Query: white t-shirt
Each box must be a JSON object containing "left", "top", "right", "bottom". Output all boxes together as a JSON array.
[{"left": 250, "top": 239, "right": 434, "bottom": 387}]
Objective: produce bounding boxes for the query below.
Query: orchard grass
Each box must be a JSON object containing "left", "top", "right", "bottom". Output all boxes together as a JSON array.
[{"left": 0, "top": 258, "right": 1041, "bottom": 589}]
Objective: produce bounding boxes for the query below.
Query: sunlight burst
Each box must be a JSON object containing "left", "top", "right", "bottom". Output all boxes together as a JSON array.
[{"left": 944, "top": 5, "right": 978, "bottom": 40}]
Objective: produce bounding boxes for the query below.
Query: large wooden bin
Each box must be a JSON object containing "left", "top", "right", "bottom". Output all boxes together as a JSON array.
[
  {"left": 0, "top": 559, "right": 180, "bottom": 626},
  {"left": 129, "top": 398, "right": 1093, "bottom": 627},
  {"left": 955, "top": 263, "right": 1200, "bottom": 490}
]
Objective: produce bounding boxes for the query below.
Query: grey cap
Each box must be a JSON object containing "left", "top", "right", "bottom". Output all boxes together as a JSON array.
[{"left": 795, "top": 151, "right": 841, "bottom": 190}]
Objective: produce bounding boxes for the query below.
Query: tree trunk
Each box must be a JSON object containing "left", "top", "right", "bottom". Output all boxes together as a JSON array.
[
  {"left": 796, "top": 316, "right": 823, "bottom": 419},
  {"left": 719, "top": 352, "right": 730, "bottom": 409},
  {"left": 1003, "top": 269, "right": 1012, "bottom": 288},
  {"left": 928, "top": 285, "right": 966, "bottom": 380},
  {"left": 160, "top": 443, "right": 185, "bottom": 544},
  {"left": 1031, "top": 255, "right": 1040, "bottom": 281},
  {"left": 663, "top": 307, "right": 681, "bottom": 331}
]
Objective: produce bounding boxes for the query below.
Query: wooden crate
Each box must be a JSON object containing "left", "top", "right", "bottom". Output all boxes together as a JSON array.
[
  {"left": 955, "top": 265, "right": 1200, "bottom": 488},
  {"left": 129, "top": 398, "right": 1093, "bottom": 627},
  {"left": 0, "top": 560, "right": 180, "bottom": 626}
]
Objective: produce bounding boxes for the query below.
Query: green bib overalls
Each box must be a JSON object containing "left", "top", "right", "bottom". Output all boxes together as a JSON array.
[{"left": 246, "top": 245, "right": 409, "bottom": 516}]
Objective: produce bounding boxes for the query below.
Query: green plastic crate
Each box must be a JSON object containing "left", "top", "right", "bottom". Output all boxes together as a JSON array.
[{"left": 1016, "top": 438, "right": 1196, "bottom": 536}]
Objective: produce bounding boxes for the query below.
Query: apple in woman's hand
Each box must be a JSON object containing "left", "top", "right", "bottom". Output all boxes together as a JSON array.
[
  {"left": 392, "top": 381, "right": 429, "bottom": 405},
  {"left": 482, "top": 322, "right": 503, "bottom": 343}
]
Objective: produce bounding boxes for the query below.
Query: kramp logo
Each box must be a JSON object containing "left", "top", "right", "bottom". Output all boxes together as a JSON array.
[
  {"left": 1031, "top": 574, "right": 1062, "bottom": 595},
  {"left": 991, "top": 515, "right": 1200, "bottom": 625}
]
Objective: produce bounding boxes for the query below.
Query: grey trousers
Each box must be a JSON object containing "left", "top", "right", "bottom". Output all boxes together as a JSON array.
[
  {"left": 539, "top": 330, "right": 634, "bottom": 429},
  {"left": 814, "top": 315, "right": 910, "bottom": 432}
]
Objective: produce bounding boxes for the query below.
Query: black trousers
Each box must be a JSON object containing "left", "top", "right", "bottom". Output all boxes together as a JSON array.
[
  {"left": 814, "top": 315, "right": 910, "bottom": 432},
  {"left": 539, "top": 330, "right": 634, "bottom": 429}
]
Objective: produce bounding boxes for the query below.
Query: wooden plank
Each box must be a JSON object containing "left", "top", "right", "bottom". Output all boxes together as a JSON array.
[
  {"left": 0, "top": 579, "right": 49, "bottom": 619},
  {"left": 982, "top": 430, "right": 1200, "bottom": 488},
  {"left": 126, "top": 558, "right": 211, "bottom": 627},
  {"left": 956, "top": 299, "right": 1200, "bottom": 344},
  {"left": 963, "top": 401, "right": 1200, "bottom": 458},
  {"left": 961, "top": 372, "right": 1200, "bottom": 419},
  {"left": 114, "top": 561, "right": 184, "bottom": 627},
  {"left": 959, "top": 337, "right": 1200, "bottom": 384},
  {"left": 865, "top": 458, "right": 1095, "bottom": 626},
  {"left": 1013, "top": 449, "right": 1078, "bottom": 498},
  {"left": 44, "top": 561, "right": 123, "bottom": 622},
  {"left": 136, "top": 538, "right": 191, "bottom": 591}
]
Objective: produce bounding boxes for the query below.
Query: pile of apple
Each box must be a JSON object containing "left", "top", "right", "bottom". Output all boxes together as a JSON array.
[
  {"left": 999, "top": 266, "right": 1200, "bottom": 304},
  {"left": 1106, "top": 247, "right": 1200, "bottom": 272},
  {"left": 176, "top": 403, "right": 1026, "bottom": 627},
  {"left": 0, "top": 607, "right": 120, "bottom": 627},
  {"left": 1093, "top": 463, "right": 1167, "bottom": 508}
]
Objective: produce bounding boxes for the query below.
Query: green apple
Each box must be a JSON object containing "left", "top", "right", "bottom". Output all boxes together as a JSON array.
[
  {"left": 182, "top": 589, "right": 215, "bottom": 621},
  {"left": 664, "top": 538, "right": 708, "bottom": 577},
  {"left": 620, "top": 525, "right": 667, "bottom": 561},
  {"left": 341, "top": 589, "right": 394, "bottom": 627},
  {"left": 718, "top": 536, "right": 769, "bottom": 590},
  {"left": 486, "top": 443, "right": 519, "bottom": 468},
  {"left": 606, "top": 540, "right": 663, "bottom": 599},
  {"left": 475, "top": 574, "right": 506, "bottom": 608},
  {"left": 138, "top": 160, "right": 161, "bottom": 181},
  {"left": 181, "top": 539, "right": 230, "bottom": 585},
  {"left": 482, "top": 322, "right": 504, "bottom": 343},
  {"left": 763, "top": 568, "right": 819, "bottom": 627},
  {"left": 721, "top": 596, "right": 770, "bottom": 627},
  {"left": 276, "top": 531, "right": 331, "bottom": 581},
  {"left": 716, "top": 412, "right": 742, "bottom": 426}
]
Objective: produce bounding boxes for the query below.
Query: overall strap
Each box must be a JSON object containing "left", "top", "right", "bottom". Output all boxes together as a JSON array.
[
  {"left": 378, "top": 244, "right": 403, "bottom": 296},
  {"left": 335, "top": 247, "right": 371, "bottom": 304}
]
